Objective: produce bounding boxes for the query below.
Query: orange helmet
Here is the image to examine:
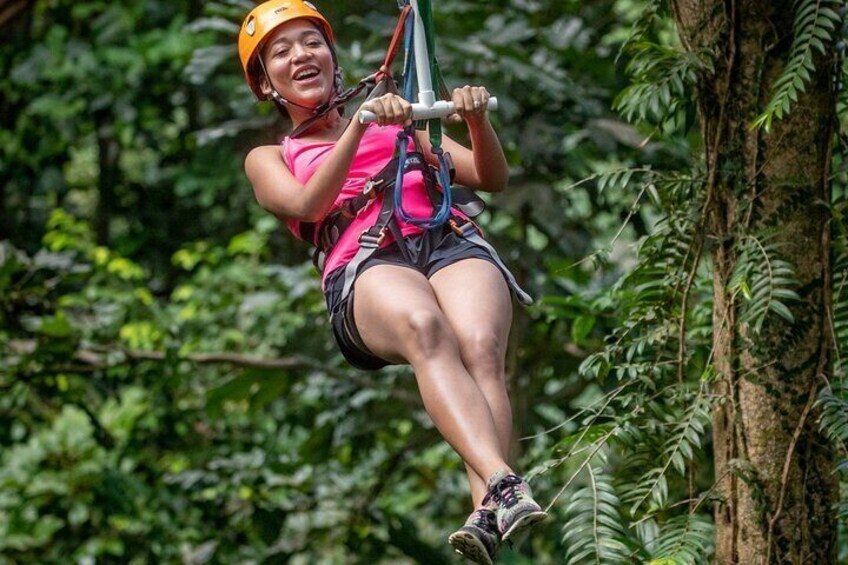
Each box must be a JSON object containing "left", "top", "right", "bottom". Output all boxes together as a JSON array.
[{"left": 238, "top": 0, "right": 335, "bottom": 100}]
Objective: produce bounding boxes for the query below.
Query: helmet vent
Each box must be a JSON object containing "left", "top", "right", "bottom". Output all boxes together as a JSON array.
[
  {"left": 245, "top": 16, "right": 255, "bottom": 36},
  {"left": 304, "top": 1, "right": 318, "bottom": 10}
]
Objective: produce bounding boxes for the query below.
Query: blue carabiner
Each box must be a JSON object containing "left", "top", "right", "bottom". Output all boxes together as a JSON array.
[{"left": 392, "top": 130, "right": 453, "bottom": 229}]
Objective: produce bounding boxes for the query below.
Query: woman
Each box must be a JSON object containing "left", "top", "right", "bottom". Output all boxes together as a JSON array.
[{"left": 238, "top": 2, "right": 546, "bottom": 562}]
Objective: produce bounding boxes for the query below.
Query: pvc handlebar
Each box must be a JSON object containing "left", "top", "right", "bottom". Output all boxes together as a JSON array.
[{"left": 358, "top": 97, "right": 498, "bottom": 124}]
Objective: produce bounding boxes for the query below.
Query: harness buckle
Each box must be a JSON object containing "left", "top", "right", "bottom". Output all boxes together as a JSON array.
[
  {"left": 449, "top": 217, "right": 477, "bottom": 238},
  {"left": 359, "top": 227, "right": 386, "bottom": 248},
  {"left": 363, "top": 178, "right": 385, "bottom": 199}
]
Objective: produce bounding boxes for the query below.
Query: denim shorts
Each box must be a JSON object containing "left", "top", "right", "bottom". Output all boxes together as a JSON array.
[{"left": 323, "top": 226, "right": 515, "bottom": 370}]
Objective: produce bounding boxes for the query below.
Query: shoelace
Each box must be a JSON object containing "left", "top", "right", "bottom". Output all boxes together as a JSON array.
[
  {"left": 483, "top": 474, "right": 524, "bottom": 509},
  {"left": 470, "top": 509, "right": 494, "bottom": 529},
  {"left": 497, "top": 475, "right": 523, "bottom": 508}
]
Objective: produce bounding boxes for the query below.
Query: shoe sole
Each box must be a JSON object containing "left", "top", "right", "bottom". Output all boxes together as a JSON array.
[
  {"left": 448, "top": 531, "right": 494, "bottom": 565},
  {"left": 501, "top": 510, "right": 548, "bottom": 545}
]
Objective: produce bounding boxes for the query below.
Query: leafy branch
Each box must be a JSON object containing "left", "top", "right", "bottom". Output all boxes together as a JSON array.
[
  {"left": 753, "top": 0, "right": 842, "bottom": 130},
  {"left": 614, "top": 42, "right": 710, "bottom": 131}
]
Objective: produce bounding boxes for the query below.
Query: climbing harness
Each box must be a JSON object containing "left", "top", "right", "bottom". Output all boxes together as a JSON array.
[
  {"left": 240, "top": 0, "right": 530, "bottom": 305},
  {"left": 309, "top": 0, "right": 530, "bottom": 305}
]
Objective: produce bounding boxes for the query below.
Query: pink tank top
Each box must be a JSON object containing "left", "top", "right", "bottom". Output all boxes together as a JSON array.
[{"left": 281, "top": 123, "right": 441, "bottom": 285}]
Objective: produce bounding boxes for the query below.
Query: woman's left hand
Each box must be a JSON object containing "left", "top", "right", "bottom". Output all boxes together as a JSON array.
[{"left": 447, "top": 85, "right": 490, "bottom": 126}]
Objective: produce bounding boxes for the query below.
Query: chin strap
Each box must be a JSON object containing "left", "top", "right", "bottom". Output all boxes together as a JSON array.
[
  {"left": 287, "top": 72, "right": 379, "bottom": 138},
  {"left": 261, "top": 57, "right": 370, "bottom": 139}
]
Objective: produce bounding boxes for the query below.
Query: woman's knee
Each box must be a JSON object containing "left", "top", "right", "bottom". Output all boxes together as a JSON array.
[
  {"left": 459, "top": 331, "right": 506, "bottom": 380},
  {"left": 400, "top": 309, "right": 457, "bottom": 358}
]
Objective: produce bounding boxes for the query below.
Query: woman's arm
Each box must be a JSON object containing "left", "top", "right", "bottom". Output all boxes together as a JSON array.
[
  {"left": 416, "top": 85, "right": 509, "bottom": 192},
  {"left": 245, "top": 94, "right": 414, "bottom": 222},
  {"left": 245, "top": 120, "right": 368, "bottom": 222}
]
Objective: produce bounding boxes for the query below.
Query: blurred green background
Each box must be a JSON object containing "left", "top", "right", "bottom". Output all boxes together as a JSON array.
[{"left": 2, "top": 0, "right": 845, "bottom": 563}]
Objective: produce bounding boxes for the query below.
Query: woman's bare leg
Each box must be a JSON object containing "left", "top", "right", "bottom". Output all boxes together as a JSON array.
[
  {"left": 352, "top": 264, "right": 512, "bottom": 483},
  {"left": 430, "top": 258, "right": 514, "bottom": 507}
]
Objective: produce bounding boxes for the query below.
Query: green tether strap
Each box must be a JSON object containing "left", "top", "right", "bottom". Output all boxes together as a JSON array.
[{"left": 418, "top": 0, "right": 443, "bottom": 149}]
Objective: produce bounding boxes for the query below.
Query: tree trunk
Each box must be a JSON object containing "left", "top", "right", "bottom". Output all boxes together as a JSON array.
[
  {"left": 0, "top": 1, "right": 34, "bottom": 241},
  {"left": 672, "top": 2, "right": 838, "bottom": 563},
  {"left": 94, "top": 109, "right": 119, "bottom": 245}
]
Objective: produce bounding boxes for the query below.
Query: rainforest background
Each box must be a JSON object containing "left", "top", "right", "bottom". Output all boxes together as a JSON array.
[{"left": 2, "top": 0, "right": 847, "bottom": 563}]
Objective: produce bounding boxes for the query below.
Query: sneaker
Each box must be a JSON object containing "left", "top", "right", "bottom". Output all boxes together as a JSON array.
[
  {"left": 448, "top": 507, "right": 500, "bottom": 565},
  {"left": 484, "top": 470, "right": 548, "bottom": 543}
]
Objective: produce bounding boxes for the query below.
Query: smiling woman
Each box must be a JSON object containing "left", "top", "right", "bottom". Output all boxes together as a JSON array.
[
  {"left": 259, "top": 22, "right": 336, "bottom": 111},
  {"left": 237, "top": 1, "right": 547, "bottom": 562}
]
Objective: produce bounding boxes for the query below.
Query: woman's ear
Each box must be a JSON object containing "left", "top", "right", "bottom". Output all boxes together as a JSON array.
[{"left": 259, "top": 75, "right": 272, "bottom": 99}]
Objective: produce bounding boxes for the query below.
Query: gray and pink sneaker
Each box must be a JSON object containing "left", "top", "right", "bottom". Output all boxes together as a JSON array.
[
  {"left": 483, "top": 471, "right": 548, "bottom": 544},
  {"left": 448, "top": 506, "right": 500, "bottom": 565}
]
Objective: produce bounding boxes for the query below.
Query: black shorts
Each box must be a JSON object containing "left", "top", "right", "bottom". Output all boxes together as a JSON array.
[{"left": 322, "top": 226, "right": 516, "bottom": 370}]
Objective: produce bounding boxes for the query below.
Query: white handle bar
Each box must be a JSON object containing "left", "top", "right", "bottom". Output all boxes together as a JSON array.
[{"left": 358, "top": 97, "right": 498, "bottom": 124}]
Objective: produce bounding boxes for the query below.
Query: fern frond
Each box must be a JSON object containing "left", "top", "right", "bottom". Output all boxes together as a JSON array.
[
  {"left": 818, "top": 379, "right": 848, "bottom": 445},
  {"left": 560, "top": 166, "right": 654, "bottom": 196},
  {"left": 835, "top": 335, "right": 848, "bottom": 523},
  {"left": 753, "top": 0, "right": 841, "bottom": 131},
  {"left": 626, "top": 465, "right": 670, "bottom": 515},
  {"left": 647, "top": 513, "right": 715, "bottom": 565},
  {"left": 562, "top": 464, "right": 633, "bottom": 565},
  {"left": 729, "top": 233, "right": 801, "bottom": 333},
  {"left": 626, "top": 388, "right": 711, "bottom": 515},
  {"left": 615, "top": 0, "right": 663, "bottom": 65},
  {"left": 833, "top": 216, "right": 848, "bottom": 374},
  {"left": 614, "top": 43, "right": 709, "bottom": 131}
]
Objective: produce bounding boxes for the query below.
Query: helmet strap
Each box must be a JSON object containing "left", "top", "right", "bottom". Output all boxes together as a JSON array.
[{"left": 334, "top": 67, "right": 344, "bottom": 93}]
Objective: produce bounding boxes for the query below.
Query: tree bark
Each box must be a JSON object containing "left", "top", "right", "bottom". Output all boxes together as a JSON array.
[{"left": 671, "top": 1, "right": 838, "bottom": 562}]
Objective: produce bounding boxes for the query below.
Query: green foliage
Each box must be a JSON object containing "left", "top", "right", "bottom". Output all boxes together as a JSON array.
[
  {"left": 1, "top": 0, "right": 256, "bottom": 263},
  {"left": 728, "top": 234, "right": 801, "bottom": 332},
  {"left": 835, "top": 204, "right": 848, "bottom": 377},
  {"left": 821, "top": 187, "right": 848, "bottom": 534},
  {"left": 4, "top": 0, "right": 847, "bottom": 561},
  {"left": 646, "top": 513, "right": 715, "bottom": 565},
  {"left": 610, "top": 0, "right": 710, "bottom": 136},
  {"left": 1, "top": 211, "right": 472, "bottom": 562},
  {"left": 552, "top": 0, "right": 847, "bottom": 560},
  {"left": 625, "top": 389, "right": 711, "bottom": 516},
  {"left": 613, "top": 42, "right": 707, "bottom": 133},
  {"left": 561, "top": 462, "right": 633, "bottom": 565},
  {"left": 819, "top": 379, "right": 848, "bottom": 449},
  {"left": 753, "top": 0, "right": 843, "bottom": 130},
  {"left": 540, "top": 0, "right": 845, "bottom": 560}
]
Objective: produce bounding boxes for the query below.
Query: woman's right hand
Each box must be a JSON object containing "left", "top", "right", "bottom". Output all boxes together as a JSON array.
[{"left": 358, "top": 93, "right": 413, "bottom": 127}]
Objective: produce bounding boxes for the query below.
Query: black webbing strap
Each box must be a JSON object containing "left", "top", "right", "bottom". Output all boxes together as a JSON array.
[
  {"left": 300, "top": 147, "right": 407, "bottom": 249},
  {"left": 447, "top": 215, "right": 534, "bottom": 305},
  {"left": 339, "top": 184, "right": 397, "bottom": 301},
  {"left": 305, "top": 148, "right": 438, "bottom": 266}
]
